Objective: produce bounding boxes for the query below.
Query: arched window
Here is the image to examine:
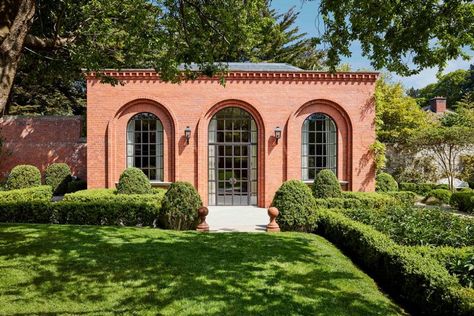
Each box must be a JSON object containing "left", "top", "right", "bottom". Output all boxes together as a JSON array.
[
  {"left": 302, "top": 113, "right": 337, "bottom": 180},
  {"left": 127, "top": 112, "right": 163, "bottom": 181}
]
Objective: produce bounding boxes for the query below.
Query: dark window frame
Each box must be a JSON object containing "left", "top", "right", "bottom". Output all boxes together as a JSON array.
[
  {"left": 126, "top": 112, "right": 164, "bottom": 181},
  {"left": 301, "top": 113, "right": 338, "bottom": 180}
]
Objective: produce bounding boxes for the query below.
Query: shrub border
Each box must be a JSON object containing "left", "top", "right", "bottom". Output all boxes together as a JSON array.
[{"left": 315, "top": 209, "right": 474, "bottom": 316}]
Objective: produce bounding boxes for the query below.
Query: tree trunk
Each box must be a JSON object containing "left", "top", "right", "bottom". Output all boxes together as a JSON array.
[{"left": 0, "top": 0, "right": 35, "bottom": 115}]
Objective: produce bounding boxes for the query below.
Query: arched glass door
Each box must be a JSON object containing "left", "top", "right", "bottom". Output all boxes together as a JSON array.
[{"left": 208, "top": 107, "right": 257, "bottom": 206}]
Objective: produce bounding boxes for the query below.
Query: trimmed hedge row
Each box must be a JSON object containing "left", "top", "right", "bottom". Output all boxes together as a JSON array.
[
  {"left": 342, "top": 191, "right": 398, "bottom": 209},
  {"left": 54, "top": 201, "right": 161, "bottom": 226},
  {"left": 341, "top": 206, "right": 474, "bottom": 247},
  {"left": 63, "top": 188, "right": 166, "bottom": 207},
  {"left": 0, "top": 186, "right": 52, "bottom": 202},
  {"left": 413, "top": 246, "right": 474, "bottom": 289},
  {"left": 451, "top": 192, "right": 474, "bottom": 213},
  {"left": 384, "top": 191, "right": 417, "bottom": 207},
  {"left": 399, "top": 182, "right": 449, "bottom": 196},
  {"left": 314, "top": 191, "right": 416, "bottom": 210},
  {"left": 316, "top": 209, "right": 474, "bottom": 316},
  {"left": 425, "top": 189, "right": 452, "bottom": 205},
  {"left": 0, "top": 200, "right": 160, "bottom": 226},
  {"left": 0, "top": 202, "right": 54, "bottom": 223}
]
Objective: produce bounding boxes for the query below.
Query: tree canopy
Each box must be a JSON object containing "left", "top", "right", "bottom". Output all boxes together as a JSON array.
[
  {"left": 408, "top": 66, "right": 474, "bottom": 109},
  {"left": 375, "top": 75, "right": 429, "bottom": 143},
  {"left": 317, "top": 0, "right": 474, "bottom": 75},
  {"left": 2, "top": 1, "right": 326, "bottom": 115},
  {"left": 408, "top": 124, "right": 474, "bottom": 190}
]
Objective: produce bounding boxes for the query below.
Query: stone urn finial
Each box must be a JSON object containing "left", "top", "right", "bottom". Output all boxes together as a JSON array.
[
  {"left": 196, "top": 206, "right": 209, "bottom": 232},
  {"left": 266, "top": 207, "right": 280, "bottom": 232}
]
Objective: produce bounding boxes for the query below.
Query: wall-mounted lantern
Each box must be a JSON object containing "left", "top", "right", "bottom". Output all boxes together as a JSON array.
[
  {"left": 274, "top": 127, "right": 282, "bottom": 144},
  {"left": 184, "top": 126, "right": 191, "bottom": 144}
]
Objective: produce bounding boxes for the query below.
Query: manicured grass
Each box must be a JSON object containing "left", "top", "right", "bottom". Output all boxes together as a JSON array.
[{"left": 0, "top": 224, "right": 404, "bottom": 315}]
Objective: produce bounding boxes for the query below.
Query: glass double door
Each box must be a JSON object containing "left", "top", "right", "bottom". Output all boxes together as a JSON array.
[
  {"left": 208, "top": 107, "right": 257, "bottom": 206},
  {"left": 215, "top": 144, "right": 251, "bottom": 206}
]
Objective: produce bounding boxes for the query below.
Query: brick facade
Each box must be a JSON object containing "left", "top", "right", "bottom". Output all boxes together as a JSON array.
[
  {"left": 0, "top": 116, "right": 86, "bottom": 180},
  {"left": 87, "top": 70, "right": 378, "bottom": 207}
]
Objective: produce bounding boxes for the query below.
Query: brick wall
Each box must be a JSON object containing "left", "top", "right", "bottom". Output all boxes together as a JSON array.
[
  {"left": 87, "top": 71, "right": 377, "bottom": 207},
  {"left": 0, "top": 116, "right": 86, "bottom": 181}
]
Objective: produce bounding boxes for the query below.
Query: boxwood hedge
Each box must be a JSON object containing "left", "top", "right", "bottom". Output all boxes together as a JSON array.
[
  {"left": 160, "top": 182, "right": 202, "bottom": 230},
  {"left": 316, "top": 209, "right": 474, "bottom": 316},
  {"left": 451, "top": 192, "right": 474, "bottom": 214},
  {"left": 271, "top": 180, "right": 318, "bottom": 232},
  {"left": 375, "top": 172, "right": 398, "bottom": 192},
  {"left": 0, "top": 188, "right": 166, "bottom": 227},
  {"left": 6, "top": 165, "right": 41, "bottom": 190},
  {"left": 0, "top": 185, "right": 52, "bottom": 202},
  {"left": 45, "top": 163, "right": 71, "bottom": 195}
]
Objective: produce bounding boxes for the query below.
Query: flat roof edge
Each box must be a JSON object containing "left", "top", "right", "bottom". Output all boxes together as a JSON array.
[{"left": 83, "top": 69, "right": 379, "bottom": 82}]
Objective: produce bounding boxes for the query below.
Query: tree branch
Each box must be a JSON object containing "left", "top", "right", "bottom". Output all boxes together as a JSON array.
[{"left": 24, "top": 34, "right": 75, "bottom": 50}]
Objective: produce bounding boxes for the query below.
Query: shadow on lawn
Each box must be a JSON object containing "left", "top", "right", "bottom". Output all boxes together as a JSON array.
[{"left": 0, "top": 224, "right": 403, "bottom": 315}]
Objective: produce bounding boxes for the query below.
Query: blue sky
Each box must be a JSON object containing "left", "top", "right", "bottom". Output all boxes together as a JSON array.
[{"left": 270, "top": 0, "right": 473, "bottom": 89}]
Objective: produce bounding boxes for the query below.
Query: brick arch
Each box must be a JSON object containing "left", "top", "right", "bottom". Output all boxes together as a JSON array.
[
  {"left": 286, "top": 99, "right": 353, "bottom": 189},
  {"left": 197, "top": 99, "right": 266, "bottom": 207},
  {"left": 106, "top": 98, "right": 177, "bottom": 186}
]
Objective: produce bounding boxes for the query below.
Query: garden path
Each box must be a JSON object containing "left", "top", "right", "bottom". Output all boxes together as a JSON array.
[{"left": 206, "top": 206, "right": 268, "bottom": 232}]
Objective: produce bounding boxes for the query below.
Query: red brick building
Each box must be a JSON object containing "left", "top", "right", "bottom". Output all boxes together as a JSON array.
[{"left": 86, "top": 63, "right": 378, "bottom": 207}]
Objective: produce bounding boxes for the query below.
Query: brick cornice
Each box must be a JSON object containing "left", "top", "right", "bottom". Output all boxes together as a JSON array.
[{"left": 85, "top": 69, "right": 379, "bottom": 83}]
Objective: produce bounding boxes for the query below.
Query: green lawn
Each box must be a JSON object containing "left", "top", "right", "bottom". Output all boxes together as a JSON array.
[{"left": 0, "top": 224, "right": 404, "bottom": 315}]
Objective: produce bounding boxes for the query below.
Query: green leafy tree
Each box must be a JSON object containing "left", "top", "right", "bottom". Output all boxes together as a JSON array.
[
  {"left": 252, "top": 6, "right": 325, "bottom": 70},
  {"left": 3, "top": 2, "right": 326, "bottom": 115},
  {"left": 0, "top": 0, "right": 275, "bottom": 114},
  {"left": 415, "top": 68, "right": 472, "bottom": 109},
  {"left": 317, "top": 0, "right": 474, "bottom": 75},
  {"left": 375, "top": 75, "right": 429, "bottom": 143},
  {"left": 441, "top": 92, "right": 474, "bottom": 128},
  {"left": 408, "top": 125, "right": 474, "bottom": 190}
]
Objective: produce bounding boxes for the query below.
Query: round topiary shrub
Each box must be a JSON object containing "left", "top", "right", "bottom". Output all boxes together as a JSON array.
[
  {"left": 45, "top": 163, "right": 71, "bottom": 195},
  {"left": 116, "top": 167, "right": 152, "bottom": 195},
  {"left": 375, "top": 172, "right": 399, "bottom": 192},
  {"left": 272, "top": 180, "right": 318, "bottom": 232},
  {"left": 160, "top": 181, "right": 202, "bottom": 230},
  {"left": 6, "top": 165, "right": 41, "bottom": 190},
  {"left": 425, "top": 189, "right": 452, "bottom": 205},
  {"left": 313, "top": 169, "right": 342, "bottom": 198}
]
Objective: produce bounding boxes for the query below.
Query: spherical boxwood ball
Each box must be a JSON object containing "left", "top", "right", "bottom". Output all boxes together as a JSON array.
[
  {"left": 160, "top": 181, "right": 202, "bottom": 230},
  {"left": 116, "top": 167, "right": 152, "bottom": 195},
  {"left": 6, "top": 165, "right": 41, "bottom": 190},
  {"left": 45, "top": 163, "right": 72, "bottom": 195},
  {"left": 375, "top": 172, "right": 398, "bottom": 192},
  {"left": 313, "top": 169, "right": 342, "bottom": 198},
  {"left": 271, "top": 180, "right": 318, "bottom": 232}
]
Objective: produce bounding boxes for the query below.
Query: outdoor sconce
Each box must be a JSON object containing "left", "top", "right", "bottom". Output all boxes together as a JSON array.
[
  {"left": 184, "top": 126, "right": 191, "bottom": 144},
  {"left": 274, "top": 127, "right": 282, "bottom": 144}
]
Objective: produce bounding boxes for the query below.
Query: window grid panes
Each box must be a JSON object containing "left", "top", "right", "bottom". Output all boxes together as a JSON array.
[
  {"left": 208, "top": 107, "right": 257, "bottom": 206},
  {"left": 302, "top": 113, "right": 337, "bottom": 180},
  {"left": 127, "top": 112, "right": 163, "bottom": 181}
]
